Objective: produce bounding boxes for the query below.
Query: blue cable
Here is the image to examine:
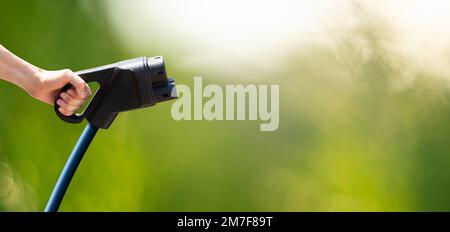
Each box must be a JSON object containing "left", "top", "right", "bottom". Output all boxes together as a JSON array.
[{"left": 44, "top": 123, "right": 99, "bottom": 212}]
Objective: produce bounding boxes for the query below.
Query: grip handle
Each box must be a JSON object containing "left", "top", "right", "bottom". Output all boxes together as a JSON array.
[
  {"left": 54, "top": 73, "right": 103, "bottom": 124},
  {"left": 54, "top": 84, "right": 86, "bottom": 123}
]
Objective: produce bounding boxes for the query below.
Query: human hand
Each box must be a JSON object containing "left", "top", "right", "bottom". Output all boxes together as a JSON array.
[{"left": 28, "top": 69, "right": 92, "bottom": 116}]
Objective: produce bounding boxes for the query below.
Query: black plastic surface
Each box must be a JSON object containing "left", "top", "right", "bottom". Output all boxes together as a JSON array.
[{"left": 54, "top": 56, "right": 177, "bottom": 129}]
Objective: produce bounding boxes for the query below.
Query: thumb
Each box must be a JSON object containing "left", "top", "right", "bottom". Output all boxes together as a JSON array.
[{"left": 63, "top": 69, "right": 88, "bottom": 99}]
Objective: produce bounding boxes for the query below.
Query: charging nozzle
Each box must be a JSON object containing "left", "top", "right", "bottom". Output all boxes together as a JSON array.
[
  {"left": 154, "top": 78, "right": 177, "bottom": 103},
  {"left": 54, "top": 56, "right": 177, "bottom": 129}
]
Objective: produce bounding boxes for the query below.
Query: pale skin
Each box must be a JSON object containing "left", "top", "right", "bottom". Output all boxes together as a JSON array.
[{"left": 0, "top": 44, "right": 91, "bottom": 116}]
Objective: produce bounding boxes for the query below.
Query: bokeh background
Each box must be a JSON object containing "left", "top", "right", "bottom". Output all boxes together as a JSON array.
[{"left": 1, "top": 0, "right": 450, "bottom": 211}]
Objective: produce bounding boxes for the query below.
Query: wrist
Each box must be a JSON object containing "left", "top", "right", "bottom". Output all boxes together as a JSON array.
[{"left": 23, "top": 67, "right": 44, "bottom": 97}]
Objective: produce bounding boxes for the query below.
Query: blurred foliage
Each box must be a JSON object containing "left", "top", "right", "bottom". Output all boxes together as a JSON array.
[{"left": 0, "top": 0, "right": 449, "bottom": 211}]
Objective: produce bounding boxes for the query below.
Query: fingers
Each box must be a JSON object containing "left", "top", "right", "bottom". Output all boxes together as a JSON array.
[
  {"left": 56, "top": 87, "right": 89, "bottom": 116},
  {"left": 63, "top": 69, "right": 91, "bottom": 99},
  {"left": 60, "top": 91, "right": 86, "bottom": 107},
  {"left": 55, "top": 69, "right": 92, "bottom": 116},
  {"left": 65, "top": 88, "right": 78, "bottom": 99},
  {"left": 58, "top": 106, "right": 72, "bottom": 117},
  {"left": 56, "top": 99, "right": 79, "bottom": 115}
]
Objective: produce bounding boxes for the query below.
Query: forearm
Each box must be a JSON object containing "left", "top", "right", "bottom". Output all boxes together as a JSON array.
[
  {"left": 0, "top": 44, "right": 90, "bottom": 115},
  {"left": 0, "top": 44, "right": 42, "bottom": 93}
]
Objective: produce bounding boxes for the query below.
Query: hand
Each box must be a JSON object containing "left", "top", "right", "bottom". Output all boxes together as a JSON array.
[{"left": 28, "top": 69, "right": 92, "bottom": 116}]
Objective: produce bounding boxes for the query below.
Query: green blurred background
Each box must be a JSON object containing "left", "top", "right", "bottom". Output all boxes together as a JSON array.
[{"left": 0, "top": 0, "right": 449, "bottom": 211}]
